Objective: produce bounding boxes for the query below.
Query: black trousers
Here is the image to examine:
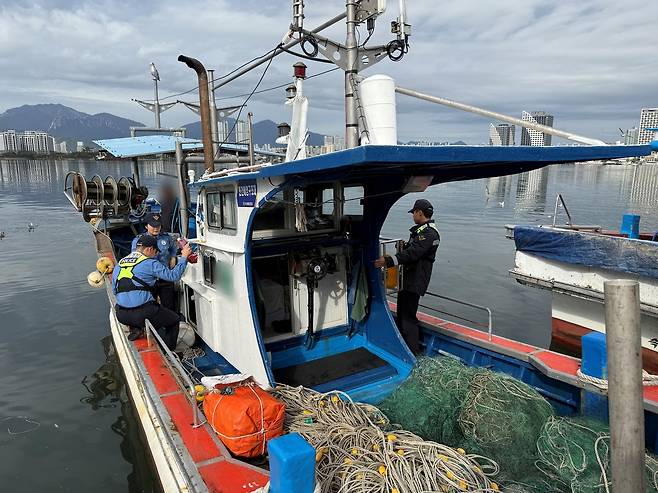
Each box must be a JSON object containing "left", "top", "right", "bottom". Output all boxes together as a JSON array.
[
  {"left": 116, "top": 302, "right": 180, "bottom": 351},
  {"left": 396, "top": 290, "right": 421, "bottom": 354},
  {"left": 155, "top": 280, "right": 176, "bottom": 312}
]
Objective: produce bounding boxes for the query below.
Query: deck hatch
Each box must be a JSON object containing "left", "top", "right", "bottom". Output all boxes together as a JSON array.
[{"left": 272, "top": 347, "right": 389, "bottom": 388}]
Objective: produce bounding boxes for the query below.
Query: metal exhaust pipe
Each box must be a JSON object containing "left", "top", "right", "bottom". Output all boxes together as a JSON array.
[{"left": 177, "top": 55, "right": 215, "bottom": 173}]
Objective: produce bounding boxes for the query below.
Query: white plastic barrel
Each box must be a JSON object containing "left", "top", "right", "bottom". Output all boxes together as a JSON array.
[{"left": 359, "top": 74, "right": 397, "bottom": 145}]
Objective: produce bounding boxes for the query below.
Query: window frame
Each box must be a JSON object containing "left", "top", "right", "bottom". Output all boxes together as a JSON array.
[{"left": 206, "top": 186, "right": 237, "bottom": 234}]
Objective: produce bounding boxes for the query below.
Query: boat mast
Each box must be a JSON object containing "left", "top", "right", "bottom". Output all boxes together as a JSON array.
[{"left": 344, "top": 0, "right": 359, "bottom": 148}]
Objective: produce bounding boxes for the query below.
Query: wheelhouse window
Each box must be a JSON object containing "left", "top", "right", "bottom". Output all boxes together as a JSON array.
[
  {"left": 302, "top": 184, "right": 337, "bottom": 231},
  {"left": 207, "top": 190, "right": 237, "bottom": 231},
  {"left": 343, "top": 185, "right": 364, "bottom": 216}
]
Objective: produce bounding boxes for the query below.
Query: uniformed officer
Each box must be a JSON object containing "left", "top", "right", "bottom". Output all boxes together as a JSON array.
[
  {"left": 113, "top": 235, "right": 193, "bottom": 348},
  {"left": 375, "top": 198, "right": 440, "bottom": 354},
  {"left": 132, "top": 213, "right": 178, "bottom": 311}
]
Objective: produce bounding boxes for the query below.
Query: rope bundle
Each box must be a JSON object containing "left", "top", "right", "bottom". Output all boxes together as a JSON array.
[{"left": 272, "top": 384, "right": 501, "bottom": 493}]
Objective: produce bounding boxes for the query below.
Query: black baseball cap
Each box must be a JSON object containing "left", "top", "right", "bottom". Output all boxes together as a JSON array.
[
  {"left": 136, "top": 235, "right": 158, "bottom": 248},
  {"left": 408, "top": 199, "right": 434, "bottom": 214},
  {"left": 145, "top": 213, "right": 162, "bottom": 227}
]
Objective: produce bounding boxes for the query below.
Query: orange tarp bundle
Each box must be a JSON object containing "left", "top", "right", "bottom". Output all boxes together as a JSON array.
[{"left": 203, "top": 380, "right": 286, "bottom": 458}]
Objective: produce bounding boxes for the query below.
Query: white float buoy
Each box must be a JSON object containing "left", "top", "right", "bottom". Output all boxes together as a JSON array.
[
  {"left": 176, "top": 321, "right": 196, "bottom": 350},
  {"left": 87, "top": 271, "right": 105, "bottom": 288}
]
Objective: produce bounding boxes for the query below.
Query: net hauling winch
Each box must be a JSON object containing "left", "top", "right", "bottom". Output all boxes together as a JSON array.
[{"left": 64, "top": 171, "right": 148, "bottom": 222}]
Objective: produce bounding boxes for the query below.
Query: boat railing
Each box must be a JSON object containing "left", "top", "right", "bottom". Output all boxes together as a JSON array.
[
  {"left": 379, "top": 236, "right": 405, "bottom": 295},
  {"left": 144, "top": 319, "right": 202, "bottom": 428},
  {"left": 390, "top": 291, "right": 494, "bottom": 341},
  {"left": 380, "top": 236, "right": 493, "bottom": 340},
  {"left": 552, "top": 193, "right": 573, "bottom": 228}
]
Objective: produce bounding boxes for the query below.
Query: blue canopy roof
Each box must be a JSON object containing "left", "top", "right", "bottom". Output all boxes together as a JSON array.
[
  {"left": 196, "top": 144, "right": 652, "bottom": 186},
  {"left": 93, "top": 135, "right": 205, "bottom": 157},
  {"left": 94, "top": 135, "right": 284, "bottom": 159}
]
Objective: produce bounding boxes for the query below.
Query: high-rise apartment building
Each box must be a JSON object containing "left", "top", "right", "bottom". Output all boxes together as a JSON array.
[
  {"left": 488, "top": 124, "right": 515, "bottom": 146},
  {"left": 19, "top": 131, "right": 55, "bottom": 153},
  {"left": 235, "top": 120, "right": 249, "bottom": 144},
  {"left": 624, "top": 127, "right": 639, "bottom": 145},
  {"left": 520, "top": 111, "right": 554, "bottom": 146},
  {"left": 0, "top": 130, "right": 19, "bottom": 152},
  {"left": 638, "top": 108, "right": 658, "bottom": 145},
  {"left": 0, "top": 130, "right": 55, "bottom": 153}
]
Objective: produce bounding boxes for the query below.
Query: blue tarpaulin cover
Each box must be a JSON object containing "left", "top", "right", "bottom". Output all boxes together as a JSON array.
[{"left": 514, "top": 226, "right": 658, "bottom": 279}]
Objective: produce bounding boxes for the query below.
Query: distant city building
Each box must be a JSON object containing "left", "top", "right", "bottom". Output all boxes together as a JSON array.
[
  {"left": 56, "top": 141, "right": 68, "bottom": 153},
  {"left": 305, "top": 145, "right": 324, "bottom": 157},
  {"left": 624, "top": 127, "right": 639, "bottom": 145},
  {"left": 520, "top": 111, "right": 554, "bottom": 146},
  {"left": 235, "top": 120, "right": 249, "bottom": 144},
  {"left": 0, "top": 130, "right": 55, "bottom": 153},
  {"left": 0, "top": 130, "right": 19, "bottom": 152},
  {"left": 218, "top": 121, "right": 229, "bottom": 143},
  {"left": 638, "top": 108, "right": 658, "bottom": 145},
  {"left": 321, "top": 135, "right": 346, "bottom": 154},
  {"left": 76, "top": 141, "right": 84, "bottom": 152},
  {"left": 19, "top": 131, "right": 55, "bottom": 153},
  {"left": 489, "top": 123, "right": 515, "bottom": 146}
]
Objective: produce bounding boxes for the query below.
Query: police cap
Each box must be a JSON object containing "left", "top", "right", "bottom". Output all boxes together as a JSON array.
[
  {"left": 136, "top": 235, "right": 158, "bottom": 248},
  {"left": 145, "top": 213, "right": 162, "bottom": 227},
  {"left": 408, "top": 199, "right": 434, "bottom": 214}
]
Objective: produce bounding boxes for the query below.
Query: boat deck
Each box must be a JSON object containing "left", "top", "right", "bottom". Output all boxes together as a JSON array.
[
  {"left": 119, "top": 301, "right": 658, "bottom": 492},
  {"left": 132, "top": 338, "right": 269, "bottom": 492}
]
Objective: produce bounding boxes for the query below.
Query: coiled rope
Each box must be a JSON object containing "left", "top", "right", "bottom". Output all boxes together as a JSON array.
[
  {"left": 272, "top": 384, "right": 501, "bottom": 492},
  {"left": 576, "top": 368, "right": 658, "bottom": 391}
]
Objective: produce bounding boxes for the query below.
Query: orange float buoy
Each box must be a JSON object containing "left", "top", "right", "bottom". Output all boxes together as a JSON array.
[
  {"left": 96, "top": 257, "right": 115, "bottom": 274},
  {"left": 385, "top": 266, "right": 399, "bottom": 289}
]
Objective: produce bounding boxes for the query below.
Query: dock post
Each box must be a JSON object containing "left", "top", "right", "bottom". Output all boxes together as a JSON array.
[{"left": 604, "top": 279, "right": 645, "bottom": 493}]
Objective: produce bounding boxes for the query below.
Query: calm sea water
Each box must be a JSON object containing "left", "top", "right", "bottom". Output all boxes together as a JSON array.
[{"left": 1, "top": 158, "right": 658, "bottom": 491}]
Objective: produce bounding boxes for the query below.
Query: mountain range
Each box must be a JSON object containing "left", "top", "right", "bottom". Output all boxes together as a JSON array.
[
  {"left": 0, "top": 103, "right": 326, "bottom": 150},
  {"left": 0, "top": 104, "right": 144, "bottom": 150},
  {"left": 0, "top": 103, "right": 467, "bottom": 151}
]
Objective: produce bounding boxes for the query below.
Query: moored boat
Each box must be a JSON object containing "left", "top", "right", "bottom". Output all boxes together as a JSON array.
[
  {"left": 63, "top": 1, "right": 658, "bottom": 491},
  {"left": 507, "top": 206, "right": 658, "bottom": 372}
]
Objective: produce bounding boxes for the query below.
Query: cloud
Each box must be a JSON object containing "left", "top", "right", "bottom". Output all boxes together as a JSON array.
[{"left": 0, "top": 0, "right": 656, "bottom": 143}]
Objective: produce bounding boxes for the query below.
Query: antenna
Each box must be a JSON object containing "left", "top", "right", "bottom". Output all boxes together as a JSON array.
[{"left": 291, "top": 0, "right": 412, "bottom": 148}]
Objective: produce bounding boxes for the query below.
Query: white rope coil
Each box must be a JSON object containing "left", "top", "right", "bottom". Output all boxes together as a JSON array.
[{"left": 272, "top": 384, "right": 501, "bottom": 493}]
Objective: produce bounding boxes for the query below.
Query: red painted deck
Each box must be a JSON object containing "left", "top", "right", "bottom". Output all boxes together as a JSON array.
[{"left": 133, "top": 338, "right": 269, "bottom": 492}]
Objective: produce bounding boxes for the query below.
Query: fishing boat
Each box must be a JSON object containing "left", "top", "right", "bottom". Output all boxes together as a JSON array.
[
  {"left": 62, "top": 1, "right": 658, "bottom": 491},
  {"left": 506, "top": 198, "right": 658, "bottom": 372}
]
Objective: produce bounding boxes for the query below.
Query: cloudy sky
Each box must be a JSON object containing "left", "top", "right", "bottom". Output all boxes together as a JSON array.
[{"left": 1, "top": 0, "right": 657, "bottom": 144}]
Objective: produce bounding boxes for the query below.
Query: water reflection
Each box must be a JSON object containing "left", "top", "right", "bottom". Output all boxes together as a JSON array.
[
  {"left": 515, "top": 167, "right": 549, "bottom": 213},
  {"left": 3, "top": 157, "right": 658, "bottom": 492},
  {"left": 81, "top": 337, "right": 162, "bottom": 493},
  {"left": 623, "top": 166, "right": 658, "bottom": 212},
  {"left": 484, "top": 175, "right": 511, "bottom": 208}
]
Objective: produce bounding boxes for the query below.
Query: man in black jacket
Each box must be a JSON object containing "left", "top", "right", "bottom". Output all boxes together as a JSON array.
[{"left": 375, "top": 199, "right": 440, "bottom": 354}]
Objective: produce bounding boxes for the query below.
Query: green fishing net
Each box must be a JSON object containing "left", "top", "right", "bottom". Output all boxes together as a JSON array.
[
  {"left": 379, "top": 356, "right": 553, "bottom": 478},
  {"left": 378, "top": 356, "right": 474, "bottom": 446},
  {"left": 378, "top": 356, "right": 658, "bottom": 492}
]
